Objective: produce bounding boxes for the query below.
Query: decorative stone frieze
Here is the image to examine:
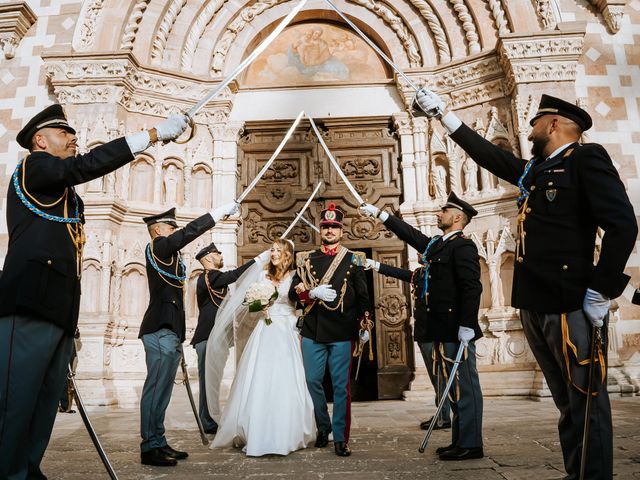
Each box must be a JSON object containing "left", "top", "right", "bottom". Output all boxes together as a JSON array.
[
  {"left": 497, "top": 24, "right": 586, "bottom": 94},
  {"left": 43, "top": 52, "right": 237, "bottom": 122},
  {"left": 0, "top": 1, "right": 36, "bottom": 59}
]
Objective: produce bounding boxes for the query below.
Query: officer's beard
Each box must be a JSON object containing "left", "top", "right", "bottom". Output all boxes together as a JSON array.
[
  {"left": 530, "top": 135, "right": 547, "bottom": 159},
  {"left": 321, "top": 237, "right": 340, "bottom": 246}
]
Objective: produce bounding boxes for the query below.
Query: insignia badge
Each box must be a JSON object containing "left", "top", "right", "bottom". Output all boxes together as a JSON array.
[
  {"left": 546, "top": 188, "right": 557, "bottom": 202},
  {"left": 324, "top": 210, "right": 337, "bottom": 221}
]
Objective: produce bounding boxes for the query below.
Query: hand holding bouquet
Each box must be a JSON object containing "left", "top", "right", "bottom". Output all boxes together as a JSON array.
[{"left": 244, "top": 282, "right": 278, "bottom": 325}]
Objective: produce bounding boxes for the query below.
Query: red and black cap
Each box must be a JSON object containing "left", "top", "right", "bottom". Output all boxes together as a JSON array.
[
  {"left": 319, "top": 202, "right": 344, "bottom": 227},
  {"left": 17, "top": 104, "right": 76, "bottom": 149}
]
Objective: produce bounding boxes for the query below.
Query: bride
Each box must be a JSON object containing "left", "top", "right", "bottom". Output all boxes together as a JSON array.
[{"left": 205, "top": 239, "right": 315, "bottom": 456}]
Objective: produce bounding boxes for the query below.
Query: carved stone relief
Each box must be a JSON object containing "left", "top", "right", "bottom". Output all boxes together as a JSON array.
[{"left": 0, "top": 1, "right": 37, "bottom": 59}]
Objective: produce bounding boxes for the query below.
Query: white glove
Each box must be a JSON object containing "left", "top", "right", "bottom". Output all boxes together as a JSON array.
[
  {"left": 360, "top": 203, "right": 380, "bottom": 218},
  {"left": 254, "top": 250, "right": 270, "bottom": 263},
  {"left": 360, "top": 203, "right": 389, "bottom": 222},
  {"left": 413, "top": 88, "right": 446, "bottom": 118},
  {"left": 458, "top": 326, "right": 475, "bottom": 347},
  {"left": 365, "top": 259, "right": 380, "bottom": 272},
  {"left": 155, "top": 114, "right": 189, "bottom": 141},
  {"left": 359, "top": 330, "right": 370, "bottom": 343},
  {"left": 309, "top": 285, "right": 337, "bottom": 302},
  {"left": 583, "top": 288, "right": 609, "bottom": 328},
  {"left": 209, "top": 202, "right": 240, "bottom": 223}
]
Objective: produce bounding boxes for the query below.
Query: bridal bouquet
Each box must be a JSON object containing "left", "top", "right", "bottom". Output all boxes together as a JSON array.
[{"left": 244, "top": 282, "right": 278, "bottom": 325}]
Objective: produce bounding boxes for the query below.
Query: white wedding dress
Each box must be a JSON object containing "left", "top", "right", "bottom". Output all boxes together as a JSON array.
[{"left": 211, "top": 270, "right": 316, "bottom": 456}]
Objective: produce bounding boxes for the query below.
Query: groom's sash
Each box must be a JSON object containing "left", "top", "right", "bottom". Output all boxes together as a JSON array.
[{"left": 296, "top": 246, "right": 349, "bottom": 328}]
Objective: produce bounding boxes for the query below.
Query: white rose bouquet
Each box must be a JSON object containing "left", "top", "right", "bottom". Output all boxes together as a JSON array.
[{"left": 244, "top": 282, "right": 278, "bottom": 325}]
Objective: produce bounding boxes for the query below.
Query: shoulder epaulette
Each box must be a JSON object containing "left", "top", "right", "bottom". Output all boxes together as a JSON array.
[
  {"left": 350, "top": 251, "right": 366, "bottom": 267},
  {"left": 296, "top": 250, "right": 315, "bottom": 267}
]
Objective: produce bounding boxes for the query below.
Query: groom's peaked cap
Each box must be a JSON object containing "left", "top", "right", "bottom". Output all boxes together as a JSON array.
[{"left": 319, "top": 202, "right": 344, "bottom": 227}]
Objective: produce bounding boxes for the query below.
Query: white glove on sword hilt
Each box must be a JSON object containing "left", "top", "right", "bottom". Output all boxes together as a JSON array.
[
  {"left": 156, "top": 113, "right": 190, "bottom": 141},
  {"left": 360, "top": 203, "right": 389, "bottom": 222},
  {"left": 209, "top": 201, "right": 240, "bottom": 223},
  {"left": 457, "top": 326, "right": 475, "bottom": 347},
  {"left": 583, "top": 288, "right": 609, "bottom": 328},
  {"left": 412, "top": 89, "right": 445, "bottom": 118}
]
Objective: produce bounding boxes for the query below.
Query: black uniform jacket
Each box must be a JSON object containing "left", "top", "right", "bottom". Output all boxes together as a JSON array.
[
  {"left": 450, "top": 123, "right": 637, "bottom": 312},
  {"left": 139, "top": 213, "right": 216, "bottom": 342},
  {"left": 382, "top": 215, "right": 482, "bottom": 343},
  {"left": 0, "top": 138, "right": 133, "bottom": 335},
  {"left": 288, "top": 249, "right": 371, "bottom": 343},
  {"left": 190, "top": 260, "right": 255, "bottom": 346}
]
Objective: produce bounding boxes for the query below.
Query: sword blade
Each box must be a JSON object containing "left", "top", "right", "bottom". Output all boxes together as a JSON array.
[
  {"left": 308, "top": 116, "right": 365, "bottom": 205},
  {"left": 69, "top": 365, "right": 119, "bottom": 479},
  {"left": 281, "top": 181, "right": 323, "bottom": 238},
  {"left": 418, "top": 343, "right": 465, "bottom": 453},
  {"left": 355, "top": 353, "right": 363, "bottom": 381},
  {"left": 180, "top": 351, "right": 209, "bottom": 445},
  {"left": 322, "top": 0, "right": 418, "bottom": 91},
  {"left": 238, "top": 110, "right": 305, "bottom": 203},
  {"left": 188, "top": 0, "right": 308, "bottom": 117}
]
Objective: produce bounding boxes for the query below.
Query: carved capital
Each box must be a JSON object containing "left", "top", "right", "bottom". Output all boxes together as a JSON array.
[
  {"left": 588, "top": 0, "right": 626, "bottom": 34},
  {"left": 497, "top": 26, "right": 586, "bottom": 94},
  {"left": 0, "top": 1, "right": 36, "bottom": 59}
]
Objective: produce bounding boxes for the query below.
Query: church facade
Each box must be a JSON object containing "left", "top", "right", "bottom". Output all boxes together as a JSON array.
[{"left": 1, "top": 0, "right": 639, "bottom": 406}]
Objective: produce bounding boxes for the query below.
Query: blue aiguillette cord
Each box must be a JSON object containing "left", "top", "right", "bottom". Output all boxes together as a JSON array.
[
  {"left": 146, "top": 244, "right": 187, "bottom": 282},
  {"left": 12, "top": 157, "right": 81, "bottom": 223},
  {"left": 418, "top": 235, "right": 441, "bottom": 300}
]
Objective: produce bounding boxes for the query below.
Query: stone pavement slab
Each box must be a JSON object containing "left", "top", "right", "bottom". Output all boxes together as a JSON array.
[{"left": 42, "top": 396, "right": 640, "bottom": 479}]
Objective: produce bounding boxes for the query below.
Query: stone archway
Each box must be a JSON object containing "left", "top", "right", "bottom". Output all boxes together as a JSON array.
[{"left": 236, "top": 116, "right": 414, "bottom": 399}]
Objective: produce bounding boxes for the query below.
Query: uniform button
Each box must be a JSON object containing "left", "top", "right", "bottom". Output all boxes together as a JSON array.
[
  {"left": 47, "top": 260, "right": 52, "bottom": 265},
  {"left": 428, "top": 274, "right": 432, "bottom": 279},
  {"left": 562, "top": 265, "right": 568, "bottom": 270},
  {"left": 530, "top": 185, "right": 536, "bottom": 191},
  {"left": 448, "top": 308, "right": 452, "bottom": 312},
  {"left": 517, "top": 257, "right": 524, "bottom": 263},
  {"left": 525, "top": 207, "right": 531, "bottom": 213},
  {"left": 426, "top": 308, "right": 430, "bottom": 312},
  {"left": 548, "top": 181, "right": 553, "bottom": 186},
  {"left": 172, "top": 300, "right": 176, "bottom": 303}
]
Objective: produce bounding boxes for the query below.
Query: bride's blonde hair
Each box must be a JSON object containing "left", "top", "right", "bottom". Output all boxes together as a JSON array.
[{"left": 265, "top": 239, "right": 294, "bottom": 282}]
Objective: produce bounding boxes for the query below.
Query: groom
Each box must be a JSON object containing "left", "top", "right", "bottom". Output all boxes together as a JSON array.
[{"left": 289, "top": 203, "right": 371, "bottom": 457}]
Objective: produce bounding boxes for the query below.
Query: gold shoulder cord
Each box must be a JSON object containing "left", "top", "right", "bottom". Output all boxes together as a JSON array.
[
  {"left": 204, "top": 271, "right": 226, "bottom": 307},
  {"left": 23, "top": 157, "right": 86, "bottom": 279},
  {"left": 149, "top": 240, "right": 185, "bottom": 289}
]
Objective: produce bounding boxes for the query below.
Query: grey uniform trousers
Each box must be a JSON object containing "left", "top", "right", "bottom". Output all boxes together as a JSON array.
[
  {"left": 0, "top": 314, "right": 73, "bottom": 480},
  {"left": 521, "top": 309, "right": 612, "bottom": 480},
  {"left": 436, "top": 341, "right": 483, "bottom": 449},
  {"left": 418, "top": 341, "right": 451, "bottom": 423}
]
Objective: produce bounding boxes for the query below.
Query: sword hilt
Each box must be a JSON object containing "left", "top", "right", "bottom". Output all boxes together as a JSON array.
[{"left": 171, "top": 113, "right": 196, "bottom": 145}]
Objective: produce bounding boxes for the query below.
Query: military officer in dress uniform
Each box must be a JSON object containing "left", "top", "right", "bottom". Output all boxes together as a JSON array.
[
  {"left": 288, "top": 203, "right": 371, "bottom": 457},
  {"left": 0, "top": 104, "right": 188, "bottom": 479},
  {"left": 414, "top": 90, "right": 637, "bottom": 478},
  {"left": 361, "top": 193, "right": 484, "bottom": 460},
  {"left": 139, "top": 203, "right": 238, "bottom": 467},
  {"left": 190, "top": 243, "right": 268, "bottom": 435}
]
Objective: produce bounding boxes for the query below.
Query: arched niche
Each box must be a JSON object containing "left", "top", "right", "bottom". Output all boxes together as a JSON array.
[
  {"left": 80, "top": 260, "right": 102, "bottom": 314},
  {"left": 161, "top": 158, "right": 184, "bottom": 206},
  {"left": 129, "top": 156, "right": 155, "bottom": 203},
  {"left": 241, "top": 20, "right": 391, "bottom": 88},
  {"left": 120, "top": 264, "right": 148, "bottom": 323},
  {"left": 191, "top": 163, "right": 213, "bottom": 210},
  {"left": 431, "top": 154, "right": 450, "bottom": 199}
]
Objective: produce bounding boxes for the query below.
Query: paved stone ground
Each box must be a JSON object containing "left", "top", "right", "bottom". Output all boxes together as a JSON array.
[{"left": 43, "top": 395, "right": 639, "bottom": 479}]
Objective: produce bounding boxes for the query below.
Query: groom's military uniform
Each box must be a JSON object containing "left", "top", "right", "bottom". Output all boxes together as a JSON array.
[
  {"left": 289, "top": 204, "right": 371, "bottom": 454},
  {"left": 190, "top": 242, "right": 255, "bottom": 434}
]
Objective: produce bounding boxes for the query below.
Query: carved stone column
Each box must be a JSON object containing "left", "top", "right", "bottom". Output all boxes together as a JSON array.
[
  {"left": 393, "top": 113, "right": 417, "bottom": 203},
  {"left": 99, "top": 234, "right": 112, "bottom": 313},
  {"left": 412, "top": 117, "right": 428, "bottom": 203},
  {"left": 183, "top": 164, "right": 192, "bottom": 207}
]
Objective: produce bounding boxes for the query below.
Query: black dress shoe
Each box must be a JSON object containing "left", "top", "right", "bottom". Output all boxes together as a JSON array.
[
  {"left": 435, "top": 444, "right": 455, "bottom": 454},
  {"left": 315, "top": 431, "right": 329, "bottom": 448},
  {"left": 438, "top": 446, "right": 484, "bottom": 461},
  {"left": 204, "top": 425, "right": 218, "bottom": 435},
  {"left": 159, "top": 445, "right": 188, "bottom": 460},
  {"left": 420, "top": 416, "right": 451, "bottom": 430},
  {"left": 334, "top": 441, "right": 351, "bottom": 457},
  {"left": 141, "top": 448, "right": 178, "bottom": 466}
]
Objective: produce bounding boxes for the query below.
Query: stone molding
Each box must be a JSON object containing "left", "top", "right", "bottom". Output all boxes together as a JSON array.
[
  {"left": 43, "top": 51, "right": 236, "bottom": 123},
  {"left": 0, "top": 1, "right": 36, "bottom": 60},
  {"left": 587, "top": 0, "right": 627, "bottom": 34},
  {"left": 497, "top": 24, "right": 586, "bottom": 94}
]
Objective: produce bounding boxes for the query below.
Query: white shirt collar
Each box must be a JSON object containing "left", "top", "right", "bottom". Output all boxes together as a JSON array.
[
  {"left": 546, "top": 142, "right": 574, "bottom": 161},
  {"left": 442, "top": 229, "right": 462, "bottom": 242}
]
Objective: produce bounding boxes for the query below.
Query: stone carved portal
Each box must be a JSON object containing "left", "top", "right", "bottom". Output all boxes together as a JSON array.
[{"left": 236, "top": 117, "right": 413, "bottom": 399}]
